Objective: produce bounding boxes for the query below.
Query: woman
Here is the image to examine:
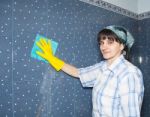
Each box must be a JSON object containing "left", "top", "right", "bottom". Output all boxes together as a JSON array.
[{"left": 36, "top": 25, "right": 144, "bottom": 117}]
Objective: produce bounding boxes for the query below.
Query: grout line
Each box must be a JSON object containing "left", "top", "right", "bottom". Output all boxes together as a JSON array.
[{"left": 11, "top": 0, "right": 14, "bottom": 116}]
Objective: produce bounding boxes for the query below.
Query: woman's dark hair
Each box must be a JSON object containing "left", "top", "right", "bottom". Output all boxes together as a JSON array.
[{"left": 97, "top": 29, "right": 130, "bottom": 60}]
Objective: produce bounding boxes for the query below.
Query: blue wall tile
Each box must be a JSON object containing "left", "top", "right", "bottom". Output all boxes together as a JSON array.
[
  {"left": 13, "top": 80, "right": 41, "bottom": 116},
  {"left": 0, "top": 0, "right": 13, "bottom": 117},
  {"left": 138, "top": 19, "right": 150, "bottom": 117}
]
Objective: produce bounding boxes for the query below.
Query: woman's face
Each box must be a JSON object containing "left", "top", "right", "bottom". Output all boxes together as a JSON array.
[{"left": 99, "top": 37, "right": 124, "bottom": 65}]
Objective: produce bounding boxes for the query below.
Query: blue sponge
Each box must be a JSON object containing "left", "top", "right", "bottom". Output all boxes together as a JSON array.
[{"left": 31, "top": 34, "right": 58, "bottom": 63}]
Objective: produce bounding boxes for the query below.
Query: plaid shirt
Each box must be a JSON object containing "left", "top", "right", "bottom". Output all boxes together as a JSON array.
[{"left": 79, "top": 55, "right": 144, "bottom": 117}]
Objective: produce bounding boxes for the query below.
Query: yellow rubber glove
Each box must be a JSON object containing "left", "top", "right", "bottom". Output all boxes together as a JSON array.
[{"left": 36, "top": 38, "right": 64, "bottom": 71}]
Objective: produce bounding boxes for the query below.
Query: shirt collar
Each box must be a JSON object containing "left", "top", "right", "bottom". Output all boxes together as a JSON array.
[{"left": 102, "top": 54, "right": 125, "bottom": 74}]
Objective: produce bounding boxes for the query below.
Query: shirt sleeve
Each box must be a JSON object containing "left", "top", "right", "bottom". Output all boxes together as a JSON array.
[
  {"left": 78, "top": 63, "right": 102, "bottom": 88},
  {"left": 118, "top": 70, "right": 144, "bottom": 117}
]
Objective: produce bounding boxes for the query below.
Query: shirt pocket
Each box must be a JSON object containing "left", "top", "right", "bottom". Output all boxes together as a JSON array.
[
  {"left": 100, "top": 94, "right": 120, "bottom": 116},
  {"left": 101, "top": 79, "right": 120, "bottom": 107}
]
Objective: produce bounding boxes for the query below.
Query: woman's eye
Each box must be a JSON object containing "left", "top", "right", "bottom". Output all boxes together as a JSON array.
[
  {"left": 99, "top": 42, "right": 103, "bottom": 45},
  {"left": 108, "top": 41, "right": 114, "bottom": 44}
]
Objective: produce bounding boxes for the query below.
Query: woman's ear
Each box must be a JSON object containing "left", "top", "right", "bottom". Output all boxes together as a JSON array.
[{"left": 120, "top": 44, "right": 125, "bottom": 51}]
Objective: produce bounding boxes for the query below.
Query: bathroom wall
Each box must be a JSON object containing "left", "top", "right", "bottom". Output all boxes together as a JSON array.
[
  {"left": 0, "top": 0, "right": 13, "bottom": 116},
  {"left": 0, "top": 0, "right": 147, "bottom": 117},
  {"left": 138, "top": 18, "right": 150, "bottom": 116}
]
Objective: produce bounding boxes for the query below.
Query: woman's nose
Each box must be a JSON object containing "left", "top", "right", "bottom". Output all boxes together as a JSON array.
[{"left": 101, "top": 42, "right": 108, "bottom": 49}]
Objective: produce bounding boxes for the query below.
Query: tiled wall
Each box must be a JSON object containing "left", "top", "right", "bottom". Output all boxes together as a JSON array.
[
  {"left": 137, "top": 19, "right": 150, "bottom": 117},
  {"left": 0, "top": 0, "right": 148, "bottom": 117}
]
